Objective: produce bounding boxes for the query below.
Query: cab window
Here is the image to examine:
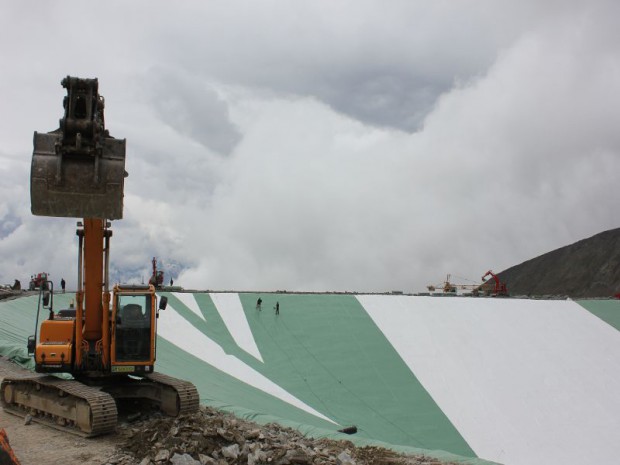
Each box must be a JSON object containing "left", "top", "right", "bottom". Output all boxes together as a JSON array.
[{"left": 115, "top": 294, "right": 152, "bottom": 362}]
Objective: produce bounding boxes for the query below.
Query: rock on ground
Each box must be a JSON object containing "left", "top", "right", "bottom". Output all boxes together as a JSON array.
[{"left": 111, "top": 407, "right": 463, "bottom": 465}]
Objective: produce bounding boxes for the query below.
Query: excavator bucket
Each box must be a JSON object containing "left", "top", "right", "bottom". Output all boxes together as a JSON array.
[
  {"left": 30, "top": 76, "right": 126, "bottom": 220},
  {"left": 31, "top": 131, "right": 126, "bottom": 219}
]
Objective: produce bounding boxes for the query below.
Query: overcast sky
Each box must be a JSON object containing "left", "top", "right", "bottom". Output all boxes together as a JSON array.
[{"left": 1, "top": 0, "right": 619, "bottom": 293}]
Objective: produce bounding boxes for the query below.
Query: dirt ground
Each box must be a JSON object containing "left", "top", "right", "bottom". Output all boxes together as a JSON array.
[{"left": 0, "top": 357, "right": 121, "bottom": 465}]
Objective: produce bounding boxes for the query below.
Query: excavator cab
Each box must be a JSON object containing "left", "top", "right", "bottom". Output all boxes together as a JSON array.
[
  {"left": 111, "top": 287, "right": 169, "bottom": 372},
  {"left": 112, "top": 289, "right": 154, "bottom": 367},
  {"left": 31, "top": 76, "right": 126, "bottom": 219}
]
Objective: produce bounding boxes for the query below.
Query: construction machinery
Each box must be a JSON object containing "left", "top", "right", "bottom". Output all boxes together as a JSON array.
[
  {"left": 28, "top": 272, "right": 49, "bottom": 291},
  {"left": 0, "top": 429, "right": 21, "bottom": 465},
  {"left": 427, "top": 274, "right": 481, "bottom": 296},
  {"left": 427, "top": 271, "right": 509, "bottom": 297},
  {"left": 427, "top": 274, "right": 458, "bottom": 294},
  {"left": 149, "top": 257, "right": 164, "bottom": 289},
  {"left": 1, "top": 77, "right": 199, "bottom": 437},
  {"left": 480, "top": 270, "right": 509, "bottom": 297}
]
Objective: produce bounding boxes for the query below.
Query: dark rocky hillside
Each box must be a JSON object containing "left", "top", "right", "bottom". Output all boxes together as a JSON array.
[{"left": 497, "top": 228, "right": 620, "bottom": 298}]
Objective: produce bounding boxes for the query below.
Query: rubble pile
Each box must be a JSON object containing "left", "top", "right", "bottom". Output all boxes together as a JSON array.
[
  {"left": 0, "top": 288, "right": 24, "bottom": 301},
  {"left": 105, "top": 407, "right": 459, "bottom": 465}
]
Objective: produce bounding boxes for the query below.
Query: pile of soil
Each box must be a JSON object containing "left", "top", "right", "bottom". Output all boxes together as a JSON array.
[{"left": 497, "top": 228, "right": 620, "bottom": 298}]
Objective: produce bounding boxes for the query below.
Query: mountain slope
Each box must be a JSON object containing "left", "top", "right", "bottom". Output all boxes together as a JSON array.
[{"left": 497, "top": 228, "right": 620, "bottom": 298}]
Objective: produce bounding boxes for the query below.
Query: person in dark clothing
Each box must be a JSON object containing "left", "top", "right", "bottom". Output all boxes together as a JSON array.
[
  {"left": 170, "top": 278, "right": 174, "bottom": 287},
  {"left": 60, "top": 278, "right": 66, "bottom": 293},
  {"left": 256, "top": 297, "right": 262, "bottom": 311},
  {"left": 275, "top": 301, "right": 279, "bottom": 315}
]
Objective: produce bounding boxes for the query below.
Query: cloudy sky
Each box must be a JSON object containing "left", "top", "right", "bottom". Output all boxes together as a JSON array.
[{"left": 1, "top": 0, "right": 619, "bottom": 293}]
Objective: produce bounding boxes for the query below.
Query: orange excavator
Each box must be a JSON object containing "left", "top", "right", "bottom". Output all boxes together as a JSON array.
[{"left": 0, "top": 77, "right": 199, "bottom": 436}]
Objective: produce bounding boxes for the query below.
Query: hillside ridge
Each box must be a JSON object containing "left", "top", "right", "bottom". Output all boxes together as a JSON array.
[{"left": 497, "top": 228, "right": 620, "bottom": 297}]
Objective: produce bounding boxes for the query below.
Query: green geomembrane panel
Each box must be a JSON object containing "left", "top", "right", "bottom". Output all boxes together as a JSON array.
[
  {"left": 576, "top": 299, "right": 620, "bottom": 331},
  {"left": 154, "top": 337, "right": 335, "bottom": 429},
  {"left": 237, "top": 293, "right": 475, "bottom": 457}
]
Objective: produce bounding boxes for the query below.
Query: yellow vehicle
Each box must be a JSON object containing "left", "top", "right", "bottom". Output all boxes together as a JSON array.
[{"left": 1, "top": 77, "right": 199, "bottom": 436}]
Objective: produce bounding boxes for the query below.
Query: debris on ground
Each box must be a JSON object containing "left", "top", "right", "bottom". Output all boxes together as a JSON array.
[{"left": 104, "top": 407, "right": 461, "bottom": 465}]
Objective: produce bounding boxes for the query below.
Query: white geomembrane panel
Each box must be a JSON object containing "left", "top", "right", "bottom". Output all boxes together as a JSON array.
[
  {"left": 210, "top": 293, "right": 263, "bottom": 362},
  {"left": 172, "top": 292, "right": 205, "bottom": 321},
  {"left": 357, "top": 295, "right": 620, "bottom": 465}
]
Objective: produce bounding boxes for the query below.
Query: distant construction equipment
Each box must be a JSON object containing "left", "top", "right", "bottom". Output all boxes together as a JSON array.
[
  {"left": 427, "top": 271, "right": 508, "bottom": 297},
  {"left": 427, "top": 275, "right": 458, "bottom": 294},
  {"left": 28, "top": 272, "right": 49, "bottom": 291},
  {"left": 149, "top": 257, "right": 165, "bottom": 289},
  {"left": 427, "top": 274, "right": 481, "bottom": 295},
  {"left": 480, "top": 270, "right": 509, "bottom": 297}
]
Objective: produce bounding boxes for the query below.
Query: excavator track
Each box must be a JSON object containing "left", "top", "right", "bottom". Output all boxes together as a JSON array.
[
  {"left": 145, "top": 371, "right": 200, "bottom": 416},
  {"left": 0, "top": 371, "right": 198, "bottom": 438},
  {"left": 1, "top": 373, "right": 118, "bottom": 437}
]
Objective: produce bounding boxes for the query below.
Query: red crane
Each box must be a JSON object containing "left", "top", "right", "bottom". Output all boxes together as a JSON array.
[
  {"left": 149, "top": 257, "right": 164, "bottom": 289},
  {"left": 481, "top": 270, "right": 508, "bottom": 296}
]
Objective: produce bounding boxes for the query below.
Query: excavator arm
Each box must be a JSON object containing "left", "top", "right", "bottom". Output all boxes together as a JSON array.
[{"left": 30, "top": 77, "right": 123, "bottom": 373}]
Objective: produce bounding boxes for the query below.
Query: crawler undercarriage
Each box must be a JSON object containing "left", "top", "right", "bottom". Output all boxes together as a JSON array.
[{"left": 1, "top": 371, "right": 199, "bottom": 437}]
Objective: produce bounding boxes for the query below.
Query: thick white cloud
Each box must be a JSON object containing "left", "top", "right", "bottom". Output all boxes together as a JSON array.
[{"left": 0, "top": 1, "right": 618, "bottom": 293}]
